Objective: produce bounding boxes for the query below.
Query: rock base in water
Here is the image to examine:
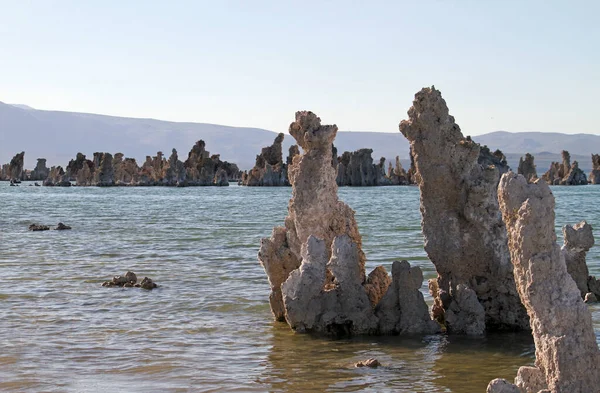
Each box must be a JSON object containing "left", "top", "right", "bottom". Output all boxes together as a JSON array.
[
  {"left": 28, "top": 224, "right": 50, "bottom": 231},
  {"left": 101, "top": 271, "right": 158, "bottom": 290},
  {"left": 354, "top": 358, "right": 381, "bottom": 368}
]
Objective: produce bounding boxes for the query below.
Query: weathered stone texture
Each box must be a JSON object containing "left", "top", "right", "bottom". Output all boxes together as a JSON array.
[
  {"left": 375, "top": 260, "right": 440, "bottom": 335},
  {"left": 399, "top": 86, "right": 528, "bottom": 334},
  {"left": 259, "top": 111, "right": 436, "bottom": 336},
  {"left": 494, "top": 172, "right": 600, "bottom": 393},
  {"left": 562, "top": 221, "right": 595, "bottom": 298}
]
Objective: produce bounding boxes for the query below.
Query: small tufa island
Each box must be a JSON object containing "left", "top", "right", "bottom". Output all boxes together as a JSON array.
[
  {"left": 257, "top": 87, "right": 600, "bottom": 392},
  {"left": 239, "top": 132, "right": 414, "bottom": 187},
  {"left": 1, "top": 140, "right": 241, "bottom": 186}
]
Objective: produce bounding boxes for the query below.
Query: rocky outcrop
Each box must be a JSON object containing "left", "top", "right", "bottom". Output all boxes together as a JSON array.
[
  {"left": 399, "top": 87, "right": 528, "bottom": 335},
  {"left": 55, "top": 140, "right": 237, "bottom": 186},
  {"left": 375, "top": 260, "right": 440, "bottom": 334},
  {"left": 29, "top": 224, "right": 50, "bottom": 231},
  {"left": 542, "top": 150, "right": 587, "bottom": 185},
  {"left": 1, "top": 152, "right": 25, "bottom": 181},
  {"left": 281, "top": 235, "right": 378, "bottom": 335},
  {"left": 479, "top": 145, "right": 510, "bottom": 176},
  {"left": 55, "top": 222, "right": 71, "bottom": 230},
  {"left": 92, "top": 153, "right": 115, "bottom": 186},
  {"left": 517, "top": 153, "right": 537, "bottom": 183},
  {"left": 241, "top": 133, "right": 289, "bottom": 186},
  {"left": 259, "top": 111, "right": 437, "bottom": 336},
  {"left": 101, "top": 271, "right": 158, "bottom": 289},
  {"left": 589, "top": 154, "right": 600, "bottom": 184},
  {"left": 163, "top": 149, "right": 186, "bottom": 186},
  {"left": 213, "top": 168, "right": 229, "bottom": 186},
  {"left": 336, "top": 149, "right": 381, "bottom": 186},
  {"left": 183, "top": 141, "right": 233, "bottom": 186},
  {"left": 29, "top": 159, "right": 50, "bottom": 181},
  {"left": 112, "top": 154, "right": 140, "bottom": 185},
  {"left": 335, "top": 150, "right": 410, "bottom": 186},
  {"left": 562, "top": 221, "right": 597, "bottom": 300},
  {"left": 44, "top": 166, "right": 71, "bottom": 186},
  {"left": 139, "top": 151, "right": 168, "bottom": 185},
  {"left": 387, "top": 156, "right": 411, "bottom": 185},
  {"left": 489, "top": 172, "right": 600, "bottom": 393}
]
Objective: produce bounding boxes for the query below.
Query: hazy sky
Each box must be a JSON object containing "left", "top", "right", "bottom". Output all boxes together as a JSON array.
[{"left": 1, "top": 0, "right": 598, "bottom": 135}]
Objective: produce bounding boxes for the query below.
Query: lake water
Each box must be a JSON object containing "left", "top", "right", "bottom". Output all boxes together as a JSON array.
[{"left": 1, "top": 183, "right": 599, "bottom": 393}]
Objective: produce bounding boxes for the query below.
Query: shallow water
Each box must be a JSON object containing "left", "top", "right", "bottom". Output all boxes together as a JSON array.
[{"left": 0, "top": 183, "right": 598, "bottom": 392}]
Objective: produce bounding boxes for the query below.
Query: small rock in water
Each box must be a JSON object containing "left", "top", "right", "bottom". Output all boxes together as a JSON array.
[
  {"left": 584, "top": 292, "right": 597, "bottom": 303},
  {"left": 28, "top": 224, "right": 50, "bottom": 231},
  {"left": 486, "top": 378, "right": 521, "bottom": 393},
  {"left": 140, "top": 277, "right": 157, "bottom": 290},
  {"left": 124, "top": 271, "right": 137, "bottom": 283},
  {"left": 354, "top": 358, "right": 381, "bottom": 368},
  {"left": 101, "top": 271, "right": 157, "bottom": 290},
  {"left": 55, "top": 222, "right": 71, "bottom": 230}
]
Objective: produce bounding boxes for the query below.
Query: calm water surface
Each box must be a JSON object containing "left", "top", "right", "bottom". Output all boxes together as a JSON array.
[{"left": 1, "top": 183, "right": 599, "bottom": 393}]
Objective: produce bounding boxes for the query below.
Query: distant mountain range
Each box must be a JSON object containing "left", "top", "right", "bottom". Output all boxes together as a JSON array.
[{"left": 1, "top": 102, "right": 598, "bottom": 173}]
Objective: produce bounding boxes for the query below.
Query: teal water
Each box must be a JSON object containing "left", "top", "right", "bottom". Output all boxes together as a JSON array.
[{"left": 0, "top": 183, "right": 598, "bottom": 392}]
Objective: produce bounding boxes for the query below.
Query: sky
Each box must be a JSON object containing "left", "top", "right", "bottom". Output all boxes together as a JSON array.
[{"left": 1, "top": 0, "right": 599, "bottom": 135}]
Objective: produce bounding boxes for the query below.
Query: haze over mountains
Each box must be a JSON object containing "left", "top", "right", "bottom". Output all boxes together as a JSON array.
[{"left": 1, "top": 101, "right": 599, "bottom": 173}]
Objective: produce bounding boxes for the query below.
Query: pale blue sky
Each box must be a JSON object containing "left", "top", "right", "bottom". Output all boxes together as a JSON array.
[{"left": 1, "top": 0, "right": 598, "bottom": 135}]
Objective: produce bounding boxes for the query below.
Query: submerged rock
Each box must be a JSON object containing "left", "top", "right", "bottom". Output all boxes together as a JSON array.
[
  {"left": 28, "top": 224, "right": 50, "bottom": 231},
  {"left": 486, "top": 378, "right": 521, "bottom": 393},
  {"left": 101, "top": 271, "right": 157, "bottom": 290},
  {"left": 55, "top": 222, "right": 71, "bottom": 230},
  {"left": 517, "top": 153, "right": 537, "bottom": 183},
  {"left": 493, "top": 172, "right": 600, "bottom": 392},
  {"left": 354, "top": 358, "right": 381, "bottom": 368},
  {"left": 399, "top": 86, "right": 528, "bottom": 334}
]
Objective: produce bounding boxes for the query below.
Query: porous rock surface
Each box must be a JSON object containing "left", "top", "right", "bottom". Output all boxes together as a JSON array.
[
  {"left": 259, "top": 111, "right": 435, "bottom": 335},
  {"left": 561, "top": 221, "right": 595, "bottom": 298},
  {"left": 399, "top": 86, "right": 528, "bottom": 334},
  {"left": 518, "top": 153, "right": 538, "bottom": 183},
  {"left": 490, "top": 172, "right": 600, "bottom": 393}
]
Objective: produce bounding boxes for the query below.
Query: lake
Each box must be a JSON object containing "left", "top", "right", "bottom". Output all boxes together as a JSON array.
[{"left": 1, "top": 183, "right": 599, "bottom": 392}]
